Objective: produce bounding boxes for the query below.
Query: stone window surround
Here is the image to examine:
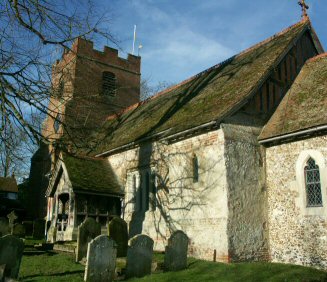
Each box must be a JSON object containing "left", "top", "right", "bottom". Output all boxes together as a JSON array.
[
  {"left": 126, "top": 167, "right": 156, "bottom": 213},
  {"left": 296, "top": 150, "right": 327, "bottom": 216}
]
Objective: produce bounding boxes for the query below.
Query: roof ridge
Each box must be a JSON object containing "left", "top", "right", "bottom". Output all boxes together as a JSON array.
[{"left": 105, "top": 19, "right": 309, "bottom": 122}]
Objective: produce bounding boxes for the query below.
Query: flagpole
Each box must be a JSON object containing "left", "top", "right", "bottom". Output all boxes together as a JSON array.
[{"left": 132, "top": 25, "right": 136, "bottom": 55}]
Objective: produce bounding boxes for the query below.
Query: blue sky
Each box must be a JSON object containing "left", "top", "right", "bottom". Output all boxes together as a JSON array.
[{"left": 98, "top": 0, "right": 326, "bottom": 87}]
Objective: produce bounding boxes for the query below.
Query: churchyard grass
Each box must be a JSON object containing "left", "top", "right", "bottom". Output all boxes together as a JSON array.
[
  {"left": 19, "top": 249, "right": 327, "bottom": 282},
  {"left": 20, "top": 251, "right": 85, "bottom": 281}
]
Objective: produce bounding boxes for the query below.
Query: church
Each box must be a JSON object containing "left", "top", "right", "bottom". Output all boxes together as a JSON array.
[{"left": 29, "top": 5, "right": 327, "bottom": 270}]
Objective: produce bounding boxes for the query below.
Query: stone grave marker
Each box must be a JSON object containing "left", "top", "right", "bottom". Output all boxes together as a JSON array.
[
  {"left": 12, "top": 224, "right": 25, "bottom": 238},
  {"left": 7, "top": 211, "right": 17, "bottom": 235},
  {"left": 76, "top": 218, "right": 101, "bottom": 262},
  {"left": 0, "top": 235, "right": 24, "bottom": 279},
  {"left": 0, "top": 218, "right": 10, "bottom": 237},
  {"left": 0, "top": 264, "right": 5, "bottom": 281},
  {"left": 33, "top": 219, "right": 45, "bottom": 239},
  {"left": 108, "top": 217, "right": 128, "bottom": 257},
  {"left": 126, "top": 234, "right": 154, "bottom": 278},
  {"left": 164, "top": 230, "right": 189, "bottom": 271},
  {"left": 84, "top": 235, "right": 117, "bottom": 282}
]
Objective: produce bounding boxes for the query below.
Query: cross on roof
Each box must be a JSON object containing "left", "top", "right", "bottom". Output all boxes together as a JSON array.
[{"left": 298, "top": 0, "right": 309, "bottom": 19}]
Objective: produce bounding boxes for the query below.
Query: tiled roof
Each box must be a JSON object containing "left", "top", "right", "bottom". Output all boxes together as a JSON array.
[
  {"left": 0, "top": 177, "right": 18, "bottom": 193},
  {"left": 84, "top": 20, "right": 313, "bottom": 155},
  {"left": 259, "top": 53, "right": 327, "bottom": 142},
  {"left": 63, "top": 154, "right": 124, "bottom": 195}
]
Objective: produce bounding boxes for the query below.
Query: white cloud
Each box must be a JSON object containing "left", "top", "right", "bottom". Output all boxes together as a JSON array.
[{"left": 144, "top": 27, "right": 234, "bottom": 67}]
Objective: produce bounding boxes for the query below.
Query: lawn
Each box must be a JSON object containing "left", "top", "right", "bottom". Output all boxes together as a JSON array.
[{"left": 19, "top": 247, "right": 327, "bottom": 282}]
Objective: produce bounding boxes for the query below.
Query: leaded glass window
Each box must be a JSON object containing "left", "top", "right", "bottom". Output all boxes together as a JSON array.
[{"left": 304, "top": 158, "right": 322, "bottom": 207}]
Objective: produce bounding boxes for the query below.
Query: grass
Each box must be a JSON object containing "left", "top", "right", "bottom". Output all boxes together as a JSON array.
[
  {"left": 20, "top": 251, "right": 84, "bottom": 282},
  {"left": 19, "top": 248, "right": 327, "bottom": 282}
]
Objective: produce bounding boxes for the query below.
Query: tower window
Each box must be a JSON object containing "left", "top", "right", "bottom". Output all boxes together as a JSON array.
[
  {"left": 54, "top": 113, "right": 62, "bottom": 133},
  {"left": 304, "top": 158, "right": 322, "bottom": 207},
  {"left": 102, "top": 71, "right": 116, "bottom": 96}
]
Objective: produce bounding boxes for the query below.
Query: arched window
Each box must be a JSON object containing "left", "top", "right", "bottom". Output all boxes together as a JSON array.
[
  {"left": 102, "top": 71, "right": 116, "bottom": 96},
  {"left": 150, "top": 173, "right": 156, "bottom": 211},
  {"left": 145, "top": 172, "right": 150, "bottom": 211},
  {"left": 138, "top": 174, "right": 142, "bottom": 211},
  {"left": 54, "top": 113, "right": 62, "bottom": 133},
  {"left": 193, "top": 155, "right": 199, "bottom": 183},
  {"left": 304, "top": 158, "right": 322, "bottom": 207},
  {"left": 132, "top": 175, "right": 136, "bottom": 195}
]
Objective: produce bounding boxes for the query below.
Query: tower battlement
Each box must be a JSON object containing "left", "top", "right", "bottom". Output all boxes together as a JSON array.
[{"left": 54, "top": 38, "right": 141, "bottom": 74}]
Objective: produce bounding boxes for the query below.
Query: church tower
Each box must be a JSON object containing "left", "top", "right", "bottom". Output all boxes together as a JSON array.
[
  {"left": 29, "top": 39, "right": 141, "bottom": 219},
  {"left": 43, "top": 38, "right": 141, "bottom": 143}
]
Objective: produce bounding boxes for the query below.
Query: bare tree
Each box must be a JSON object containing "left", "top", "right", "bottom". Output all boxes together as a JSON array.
[
  {"left": 0, "top": 0, "right": 115, "bottom": 148},
  {"left": 0, "top": 0, "right": 118, "bottom": 177},
  {"left": 140, "top": 79, "right": 174, "bottom": 101},
  {"left": 0, "top": 112, "right": 41, "bottom": 179}
]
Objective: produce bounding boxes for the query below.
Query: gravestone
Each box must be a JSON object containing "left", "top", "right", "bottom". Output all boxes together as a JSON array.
[
  {"left": 0, "top": 218, "right": 10, "bottom": 237},
  {"left": 164, "top": 230, "right": 189, "bottom": 271},
  {"left": 76, "top": 218, "right": 101, "bottom": 262},
  {"left": 33, "top": 219, "right": 45, "bottom": 239},
  {"left": 108, "top": 217, "right": 128, "bottom": 257},
  {"left": 84, "top": 235, "right": 117, "bottom": 282},
  {"left": 7, "top": 212, "right": 17, "bottom": 235},
  {"left": 126, "top": 234, "right": 154, "bottom": 278},
  {"left": 0, "top": 235, "right": 24, "bottom": 279},
  {"left": 0, "top": 264, "right": 5, "bottom": 281},
  {"left": 12, "top": 224, "right": 25, "bottom": 238}
]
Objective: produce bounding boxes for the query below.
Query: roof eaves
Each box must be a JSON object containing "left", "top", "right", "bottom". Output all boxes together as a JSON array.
[
  {"left": 73, "top": 189, "right": 124, "bottom": 197},
  {"left": 307, "top": 21, "right": 325, "bottom": 54},
  {"left": 46, "top": 161, "right": 63, "bottom": 197},
  {"left": 259, "top": 124, "right": 327, "bottom": 145}
]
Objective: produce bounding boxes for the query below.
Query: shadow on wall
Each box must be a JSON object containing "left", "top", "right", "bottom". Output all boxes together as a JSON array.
[{"left": 126, "top": 138, "right": 224, "bottom": 249}]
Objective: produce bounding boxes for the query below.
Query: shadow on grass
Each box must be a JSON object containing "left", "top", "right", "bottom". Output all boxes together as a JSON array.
[
  {"left": 21, "top": 270, "right": 84, "bottom": 279},
  {"left": 23, "top": 251, "right": 58, "bottom": 257}
]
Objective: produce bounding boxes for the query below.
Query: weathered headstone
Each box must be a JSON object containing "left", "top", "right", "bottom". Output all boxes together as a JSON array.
[
  {"left": 0, "top": 235, "right": 24, "bottom": 279},
  {"left": 126, "top": 234, "right": 154, "bottom": 278},
  {"left": 33, "top": 219, "right": 45, "bottom": 239},
  {"left": 164, "top": 230, "right": 189, "bottom": 271},
  {"left": 12, "top": 224, "right": 25, "bottom": 238},
  {"left": 7, "top": 212, "right": 17, "bottom": 235},
  {"left": 84, "top": 235, "right": 117, "bottom": 282},
  {"left": 108, "top": 217, "right": 128, "bottom": 257},
  {"left": 0, "top": 218, "right": 10, "bottom": 237},
  {"left": 76, "top": 218, "right": 101, "bottom": 262},
  {"left": 0, "top": 264, "right": 5, "bottom": 282}
]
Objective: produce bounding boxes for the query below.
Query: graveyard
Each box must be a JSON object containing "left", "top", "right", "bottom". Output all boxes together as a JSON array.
[
  {"left": 0, "top": 213, "right": 326, "bottom": 281},
  {"left": 18, "top": 246, "right": 327, "bottom": 282}
]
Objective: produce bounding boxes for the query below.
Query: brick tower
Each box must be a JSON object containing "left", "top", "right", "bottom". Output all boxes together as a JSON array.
[{"left": 29, "top": 39, "right": 141, "bottom": 219}]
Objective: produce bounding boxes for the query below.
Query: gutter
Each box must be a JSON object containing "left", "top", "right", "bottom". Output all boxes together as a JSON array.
[
  {"left": 95, "top": 128, "right": 171, "bottom": 157},
  {"left": 161, "top": 120, "right": 219, "bottom": 142},
  {"left": 95, "top": 120, "right": 219, "bottom": 158},
  {"left": 259, "top": 125, "right": 327, "bottom": 144}
]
